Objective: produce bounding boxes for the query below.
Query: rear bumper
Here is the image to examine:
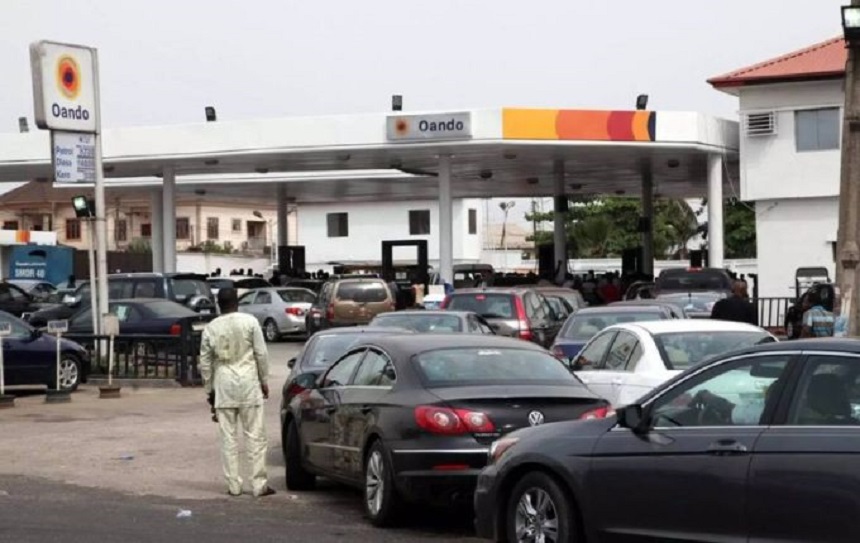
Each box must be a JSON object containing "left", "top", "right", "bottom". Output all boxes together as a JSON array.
[
  {"left": 390, "top": 447, "right": 488, "bottom": 504},
  {"left": 278, "top": 315, "right": 307, "bottom": 334}
]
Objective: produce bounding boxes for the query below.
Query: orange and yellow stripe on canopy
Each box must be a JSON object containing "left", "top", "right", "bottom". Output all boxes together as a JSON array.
[{"left": 502, "top": 108, "right": 656, "bottom": 142}]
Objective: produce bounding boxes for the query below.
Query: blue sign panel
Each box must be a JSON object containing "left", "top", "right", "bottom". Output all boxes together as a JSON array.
[{"left": 9, "top": 246, "right": 73, "bottom": 285}]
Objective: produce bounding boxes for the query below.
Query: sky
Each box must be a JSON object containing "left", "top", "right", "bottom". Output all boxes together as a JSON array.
[{"left": 0, "top": 0, "right": 846, "bottom": 223}]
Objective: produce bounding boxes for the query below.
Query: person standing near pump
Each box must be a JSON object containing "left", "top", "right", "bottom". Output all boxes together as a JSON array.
[
  {"left": 199, "top": 288, "right": 276, "bottom": 498},
  {"left": 711, "top": 280, "right": 758, "bottom": 326}
]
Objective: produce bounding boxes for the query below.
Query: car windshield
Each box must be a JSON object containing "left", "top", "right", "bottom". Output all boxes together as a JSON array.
[
  {"left": 235, "top": 278, "right": 271, "bottom": 289},
  {"left": 371, "top": 313, "right": 463, "bottom": 332},
  {"left": 0, "top": 310, "right": 32, "bottom": 337},
  {"left": 304, "top": 333, "right": 391, "bottom": 368},
  {"left": 657, "top": 292, "right": 723, "bottom": 313},
  {"left": 446, "top": 293, "right": 515, "bottom": 319},
  {"left": 144, "top": 300, "right": 198, "bottom": 318},
  {"left": 173, "top": 278, "right": 211, "bottom": 298},
  {"left": 336, "top": 282, "right": 388, "bottom": 303},
  {"left": 414, "top": 347, "right": 576, "bottom": 387},
  {"left": 561, "top": 311, "right": 663, "bottom": 340},
  {"left": 278, "top": 289, "right": 316, "bottom": 304},
  {"left": 654, "top": 331, "right": 775, "bottom": 370},
  {"left": 656, "top": 270, "right": 731, "bottom": 291}
]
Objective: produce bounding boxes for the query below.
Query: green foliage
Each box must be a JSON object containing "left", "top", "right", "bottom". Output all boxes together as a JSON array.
[
  {"left": 198, "top": 240, "right": 232, "bottom": 254},
  {"left": 724, "top": 200, "right": 757, "bottom": 258},
  {"left": 126, "top": 238, "right": 152, "bottom": 254}
]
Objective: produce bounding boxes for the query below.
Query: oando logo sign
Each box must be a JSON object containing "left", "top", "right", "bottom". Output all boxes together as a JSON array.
[
  {"left": 31, "top": 41, "right": 98, "bottom": 133},
  {"left": 386, "top": 112, "right": 472, "bottom": 142}
]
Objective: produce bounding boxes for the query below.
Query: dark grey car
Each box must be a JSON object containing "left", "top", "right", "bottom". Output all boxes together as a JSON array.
[
  {"left": 369, "top": 310, "right": 497, "bottom": 334},
  {"left": 475, "top": 338, "right": 860, "bottom": 543}
]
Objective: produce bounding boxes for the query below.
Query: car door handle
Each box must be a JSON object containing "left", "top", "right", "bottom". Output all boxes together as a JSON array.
[{"left": 707, "top": 439, "right": 748, "bottom": 456}]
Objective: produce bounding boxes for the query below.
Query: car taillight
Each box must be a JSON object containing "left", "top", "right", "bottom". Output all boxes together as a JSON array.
[
  {"left": 440, "top": 296, "right": 451, "bottom": 309},
  {"left": 414, "top": 406, "right": 495, "bottom": 435},
  {"left": 286, "top": 383, "right": 305, "bottom": 397},
  {"left": 513, "top": 297, "right": 532, "bottom": 340},
  {"left": 579, "top": 406, "right": 614, "bottom": 420},
  {"left": 326, "top": 303, "right": 335, "bottom": 321},
  {"left": 286, "top": 307, "right": 305, "bottom": 317},
  {"left": 169, "top": 323, "right": 182, "bottom": 336}
]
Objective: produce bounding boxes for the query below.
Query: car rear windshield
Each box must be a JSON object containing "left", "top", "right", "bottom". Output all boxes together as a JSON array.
[
  {"left": 172, "top": 278, "right": 212, "bottom": 298},
  {"left": 657, "top": 292, "right": 723, "bottom": 314},
  {"left": 654, "top": 331, "right": 775, "bottom": 370},
  {"left": 561, "top": 311, "right": 663, "bottom": 340},
  {"left": 371, "top": 313, "right": 463, "bottom": 332},
  {"left": 414, "top": 347, "right": 575, "bottom": 387},
  {"left": 335, "top": 282, "right": 389, "bottom": 303},
  {"left": 143, "top": 300, "right": 198, "bottom": 318},
  {"left": 235, "top": 278, "right": 271, "bottom": 289},
  {"left": 446, "top": 293, "right": 515, "bottom": 319},
  {"left": 305, "top": 333, "right": 391, "bottom": 368},
  {"left": 656, "top": 270, "right": 732, "bottom": 291},
  {"left": 278, "top": 289, "right": 316, "bottom": 304}
]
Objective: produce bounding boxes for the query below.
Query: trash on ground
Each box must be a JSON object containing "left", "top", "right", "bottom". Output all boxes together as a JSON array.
[{"left": 176, "top": 509, "right": 193, "bottom": 519}]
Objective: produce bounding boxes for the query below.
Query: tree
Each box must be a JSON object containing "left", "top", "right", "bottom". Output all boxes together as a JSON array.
[{"left": 724, "top": 200, "right": 756, "bottom": 258}]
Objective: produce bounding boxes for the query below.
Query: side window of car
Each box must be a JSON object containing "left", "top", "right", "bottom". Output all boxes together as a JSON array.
[
  {"left": 626, "top": 342, "right": 643, "bottom": 371},
  {"left": 322, "top": 349, "right": 366, "bottom": 388},
  {"left": 238, "top": 293, "right": 255, "bottom": 306},
  {"left": 788, "top": 355, "right": 860, "bottom": 426},
  {"left": 522, "top": 293, "right": 538, "bottom": 320},
  {"left": 532, "top": 293, "right": 549, "bottom": 320},
  {"left": 8, "top": 286, "right": 27, "bottom": 302},
  {"left": 353, "top": 349, "right": 397, "bottom": 387},
  {"left": 255, "top": 292, "right": 272, "bottom": 305},
  {"left": 477, "top": 317, "right": 494, "bottom": 334},
  {"left": 605, "top": 331, "right": 639, "bottom": 371},
  {"left": 576, "top": 331, "right": 616, "bottom": 369},
  {"left": 650, "top": 355, "right": 792, "bottom": 428},
  {"left": 466, "top": 316, "right": 481, "bottom": 334},
  {"left": 133, "top": 280, "right": 158, "bottom": 298}
]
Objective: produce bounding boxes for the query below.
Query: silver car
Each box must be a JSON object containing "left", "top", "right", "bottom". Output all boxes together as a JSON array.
[{"left": 238, "top": 287, "right": 317, "bottom": 341}]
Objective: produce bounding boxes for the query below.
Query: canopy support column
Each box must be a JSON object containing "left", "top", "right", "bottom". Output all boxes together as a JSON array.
[
  {"left": 553, "top": 161, "right": 567, "bottom": 283},
  {"left": 162, "top": 168, "right": 177, "bottom": 273},
  {"left": 150, "top": 189, "right": 164, "bottom": 273},
  {"left": 438, "top": 155, "right": 453, "bottom": 287},
  {"left": 708, "top": 154, "right": 725, "bottom": 269}
]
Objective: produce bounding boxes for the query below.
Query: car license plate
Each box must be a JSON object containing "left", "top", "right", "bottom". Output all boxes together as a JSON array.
[
  {"left": 199, "top": 309, "right": 211, "bottom": 315},
  {"left": 192, "top": 322, "right": 207, "bottom": 332}
]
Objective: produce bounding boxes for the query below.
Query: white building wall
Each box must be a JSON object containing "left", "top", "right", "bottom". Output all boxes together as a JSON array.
[
  {"left": 297, "top": 199, "right": 483, "bottom": 268},
  {"left": 754, "top": 197, "right": 837, "bottom": 298},
  {"left": 739, "top": 80, "right": 842, "bottom": 202}
]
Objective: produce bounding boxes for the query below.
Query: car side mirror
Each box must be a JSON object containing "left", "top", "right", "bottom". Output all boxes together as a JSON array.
[
  {"left": 287, "top": 357, "right": 297, "bottom": 369},
  {"left": 617, "top": 404, "right": 649, "bottom": 434}
]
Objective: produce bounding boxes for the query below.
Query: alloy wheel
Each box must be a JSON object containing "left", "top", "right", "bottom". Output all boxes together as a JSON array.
[
  {"left": 365, "top": 450, "right": 384, "bottom": 516},
  {"left": 514, "top": 487, "right": 559, "bottom": 543},
  {"left": 265, "top": 321, "right": 278, "bottom": 342},
  {"left": 58, "top": 357, "right": 79, "bottom": 390}
]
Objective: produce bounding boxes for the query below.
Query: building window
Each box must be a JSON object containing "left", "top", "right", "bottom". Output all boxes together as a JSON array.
[
  {"left": 141, "top": 223, "right": 152, "bottom": 238},
  {"left": 2, "top": 221, "right": 18, "bottom": 230},
  {"left": 327, "top": 213, "right": 349, "bottom": 238},
  {"left": 207, "top": 217, "right": 219, "bottom": 240},
  {"left": 408, "top": 210, "right": 431, "bottom": 235},
  {"left": 468, "top": 208, "right": 477, "bottom": 235},
  {"left": 795, "top": 107, "right": 840, "bottom": 152},
  {"left": 232, "top": 218, "right": 242, "bottom": 233},
  {"left": 66, "top": 219, "right": 81, "bottom": 241},
  {"left": 115, "top": 219, "right": 127, "bottom": 242},
  {"left": 176, "top": 217, "right": 190, "bottom": 240}
]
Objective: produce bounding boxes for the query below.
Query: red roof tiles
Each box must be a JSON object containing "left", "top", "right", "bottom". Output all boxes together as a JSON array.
[{"left": 709, "top": 36, "right": 846, "bottom": 89}]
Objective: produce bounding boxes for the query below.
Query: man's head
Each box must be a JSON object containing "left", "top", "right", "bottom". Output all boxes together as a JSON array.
[
  {"left": 218, "top": 287, "right": 239, "bottom": 314},
  {"left": 731, "top": 280, "right": 748, "bottom": 298},
  {"left": 806, "top": 291, "right": 820, "bottom": 308}
]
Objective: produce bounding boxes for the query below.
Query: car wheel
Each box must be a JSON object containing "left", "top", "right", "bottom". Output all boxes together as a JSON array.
[
  {"left": 50, "top": 354, "right": 81, "bottom": 391},
  {"left": 364, "top": 440, "right": 400, "bottom": 527},
  {"left": 285, "top": 419, "right": 316, "bottom": 490},
  {"left": 263, "top": 319, "right": 280, "bottom": 343},
  {"left": 506, "top": 471, "right": 576, "bottom": 543}
]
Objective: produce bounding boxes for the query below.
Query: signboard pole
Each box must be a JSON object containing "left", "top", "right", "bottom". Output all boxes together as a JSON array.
[
  {"left": 46, "top": 320, "right": 70, "bottom": 403},
  {"left": 92, "top": 49, "right": 109, "bottom": 344},
  {"left": 55, "top": 330, "right": 62, "bottom": 391},
  {"left": 87, "top": 219, "right": 99, "bottom": 336},
  {"left": 0, "top": 323, "right": 14, "bottom": 408},
  {"left": 99, "top": 314, "right": 121, "bottom": 398}
]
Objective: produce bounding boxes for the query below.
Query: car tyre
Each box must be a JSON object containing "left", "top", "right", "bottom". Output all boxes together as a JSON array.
[
  {"left": 506, "top": 471, "right": 576, "bottom": 543},
  {"left": 49, "top": 353, "right": 82, "bottom": 391},
  {"left": 285, "top": 419, "right": 316, "bottom": 490},
  {"left": 363, "top": 440, "right": 401, "bottom": 527},
  {"left": 263, "top": 319, "right": 281, "bottom": 343}
]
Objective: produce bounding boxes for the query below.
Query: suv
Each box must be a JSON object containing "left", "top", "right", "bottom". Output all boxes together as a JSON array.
[
  {"left": 441, "top": 287, "right": 564, "bottom": 348},
  {"left": 27, "top": 273, "right": 216, "bottom": 328},
  {"left": 654, "top": 267, "right": 733, "bottom": 295},
  {"left": 305, "top": 278, "right": 396, "bottom": 335}
]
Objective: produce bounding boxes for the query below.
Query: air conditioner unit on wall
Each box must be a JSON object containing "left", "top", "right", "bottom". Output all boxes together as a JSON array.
[{"left": 745, "top": 112, "right": 776, "bottom": 137}]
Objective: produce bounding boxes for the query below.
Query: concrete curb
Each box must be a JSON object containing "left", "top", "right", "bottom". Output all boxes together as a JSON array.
[{"left": 88, "top": 378, "right": 184, "bottom": 389}]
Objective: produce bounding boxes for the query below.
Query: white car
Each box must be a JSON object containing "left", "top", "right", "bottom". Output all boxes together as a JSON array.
[
  {"left": 571, "top": 319, "right": 777, "bottom": 407},
  {"left": 207, "top": 276, "right": 271, "bottom": 297}
]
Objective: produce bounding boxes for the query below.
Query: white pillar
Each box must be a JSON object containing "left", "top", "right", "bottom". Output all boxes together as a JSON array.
[
  {"left": 277, "top": 184, "right": 288, "bottom": 246},
  {"left": 162, "top": 168, "right": 177, "bottom": 273},
  {"left": 94, "top": 134, "right": 109, "bottom": 336},
  {"left": 150, "top": 190, "right": 164, "bottom": 273},
  {"left": 553, "top": 161, "right": 567, "bottom": 282},
  {"left": 708, "top": 154, "right": 725, "bottom": 269},
  {"left": 438, "top": 155, "right": 454, "bottom": 286},
  {"left": 641, "top": 171, "right": 655, "bottom": 276}
]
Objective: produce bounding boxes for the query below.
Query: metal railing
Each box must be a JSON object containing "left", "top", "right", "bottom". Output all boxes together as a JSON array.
[
  {"left": 753, "top": 297, "right": 795, "bottom": 335},
  {"left": 66, "top": 331, "right": 203, "bottom": 385}
]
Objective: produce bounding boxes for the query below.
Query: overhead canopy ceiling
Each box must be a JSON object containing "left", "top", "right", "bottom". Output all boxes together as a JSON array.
[{"left": 0, "top": 108, "right": 739, "bottom": 203}]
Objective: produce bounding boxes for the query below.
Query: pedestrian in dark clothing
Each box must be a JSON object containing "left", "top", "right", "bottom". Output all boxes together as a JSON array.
[{"left": 711, "top": 280, "right": 758, "bottom": 326}]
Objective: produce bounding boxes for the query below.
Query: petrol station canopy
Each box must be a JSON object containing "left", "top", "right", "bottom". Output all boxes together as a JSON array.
[{"left": 0, "top": 107, "right": 738, "bottom": 202}]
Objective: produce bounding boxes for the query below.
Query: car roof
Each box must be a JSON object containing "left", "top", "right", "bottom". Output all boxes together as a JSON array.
[
  {"left": 109, "top": 298, "right": 182, "bottom": 305},
  {"left": 451, "top": 287, "right": 529, "bottom": 294},
  {"left": 574, "top": 305, "right": 667, "bottom": 315},
  {"left": 612, "top": 319, "right": 768, "bottom": 335},
  {"left": 743, "top": 337, "right": 860, "bottom": 354},
  {"left": 310, "top": 326, "right": 414, "bottom": 337},
  {"left": 353, "top": 333, "right": 547, "bottom": 356},
  {"left": 611, "top": 301, "right": 677, "bottom": 308},
  {"left": 374, "top": 310, "right": 471, "bottom": 318},
  {"left": 107, "top": 272, "right": 205, "bottom": 279}
]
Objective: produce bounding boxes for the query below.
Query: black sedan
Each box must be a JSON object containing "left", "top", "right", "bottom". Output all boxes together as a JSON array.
[
  {"left": 282, "top": 334, "right": 609, "bottom": 527},
  {"left": 0, "top": 281, "right": 52, "bottom": 318},
  {"left": 0, "top": 310, "right": 89, "bottom": 391},
  {"left": 67, "top": 299, "right": 213, "bottom": 335},
  {"left": 369, "top": 310, "right": 498, "bottom": 334},
  {"left": 475, "top": 338, "right": 860, "bottom": 543}
]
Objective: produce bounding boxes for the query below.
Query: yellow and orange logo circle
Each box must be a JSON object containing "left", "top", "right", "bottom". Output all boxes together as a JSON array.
[
  {"left": 395, "top": 119, "right": 409, "bottom": 135},
  {"left": 56, "top": 55, "right": 81, "bottom": 99}
]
